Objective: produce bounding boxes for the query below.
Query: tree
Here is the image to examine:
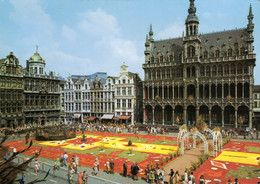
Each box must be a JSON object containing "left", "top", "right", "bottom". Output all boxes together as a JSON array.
[{"left": 0, "top": 135, "right": 49, "bottom": 183}]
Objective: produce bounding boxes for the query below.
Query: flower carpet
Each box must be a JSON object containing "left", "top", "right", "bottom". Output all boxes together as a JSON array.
[
  {"left": 4, "top": 131, "right": 178, "bottom": 177},
  {"left": 193, "top": 141, "right": 260, "bottom": 184}
]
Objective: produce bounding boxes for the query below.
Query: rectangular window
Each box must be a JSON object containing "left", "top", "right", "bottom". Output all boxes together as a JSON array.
[
  {"left": 128, "top": 99, "right": 132, "bottom": 108},
  {"left": 254, "top": 102, "right": 257, "bottom": 108},
  {"left": 117, "top": 99, "right": 120, "bottom": 108},
  {"left": 122, "top": 99, "right": 126, "bottom": 108},
  {"left": 117, "top": 87, "right": 120, "bottom": 96},
  {"left": 128, "top": 87, "right": 132, "bottom": 95},
  {"left": 122, "top": 87, "right": 126, "bottom": 95}
]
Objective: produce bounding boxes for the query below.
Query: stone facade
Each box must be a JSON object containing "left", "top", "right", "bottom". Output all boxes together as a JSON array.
[
  {"left": 0, "top": 52, "right": 24, "bottom": 127},
  {"left": 115, "top": 62, "right": 143, "bottom": 124},
  {"left": 143, "top": 0, "right": 256, "bottom": 128},
  {"left": 23, "top": 49, "right": 60, "bottom": 125},
  {"left": 63, "top": 74, "right": 115, "bottom": 123},
  {"left": 253, "top": 85, "right": 260, "bottom": 129}
]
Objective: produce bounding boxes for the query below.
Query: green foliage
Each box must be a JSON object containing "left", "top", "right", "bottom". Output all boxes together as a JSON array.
[
  {"left": 128, "top": 140, "right": 132, "bottom": 146},
  {"left": 117, "top": 150, "right": 149, "bottom": 163},
  {"left": 195, "top": 116, "right": 207, "bottom": 132},
  {"left": 176, "top": 147, "right": 181, "bottom": 156}
]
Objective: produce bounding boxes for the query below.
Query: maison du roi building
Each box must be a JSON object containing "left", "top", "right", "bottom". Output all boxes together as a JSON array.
[
  {"left": 0, "top": 49, "right": 60, "bottom": 128},
  {"left": 143, "top": 0, "right": 256, "bottom": 129}
]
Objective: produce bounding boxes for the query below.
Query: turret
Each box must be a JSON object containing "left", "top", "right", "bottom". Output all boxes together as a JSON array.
[
  {"left": 149, "top": 24, "right": 154, "bottom": 42},
  {"left": 185, "top": 0, "right": 199, "bottom": 37},
  {"left": 26, "top": 46, "right": 46, "bottom": 75},
  {"left": 247, "top": 4, "right": 254, "bottom": 53}
]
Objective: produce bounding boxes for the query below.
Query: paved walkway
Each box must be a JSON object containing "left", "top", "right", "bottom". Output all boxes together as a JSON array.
[{"left": 163, "top": 145, "right": 203, "bottom": 183}]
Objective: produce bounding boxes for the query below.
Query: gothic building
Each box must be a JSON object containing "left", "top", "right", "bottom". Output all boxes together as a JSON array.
[
  {"left": 143, "top": 0, "right": 256, "bottom": 128},
  {"left": 0, "top": 52, "right": 24, "bottom": 128}
]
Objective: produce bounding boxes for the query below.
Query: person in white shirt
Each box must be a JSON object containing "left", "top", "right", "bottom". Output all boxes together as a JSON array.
[{"left": 64, "top": 152, "right": 68, "bottom": 166}]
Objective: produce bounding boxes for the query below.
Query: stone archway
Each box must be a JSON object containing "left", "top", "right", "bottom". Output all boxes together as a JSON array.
[
  {"left": 187, "top": 105, "right": 196, "bottom": 125},
  {"left": 154, "top": 105, "right": 162, "bottom": 123},
  {"left": 164, "top": 105, "right": 173, "bottom": 125},
  {"left": 145, "top": 105, "right": 153, "bottom": 123}
]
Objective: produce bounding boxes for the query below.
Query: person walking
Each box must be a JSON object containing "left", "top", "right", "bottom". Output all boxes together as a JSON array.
[
  {"left": 110, "top": 159, "right": 115, "bottom": 174},
  {"left": 106, "top": 159, "right": 110, "bottom": 174},
  {"left": 20, "top": 172, "right": 25, "bottom": 184},
  {"left": 60, "top": 153, "right": 64, "bottom": 167},
  {"left": 123, "top": 160, "right": 127, "bottom": 177},
  {"left": 82, "top": 170, "right": 88, "bottom": 184},
  {"left": 174, "top": 171, "right": 180, "bottom": 184},
  {"left": 34, "top": 158, "right": 39, "bottom": 174},
  {"left": 68, "top": 164, "right": 75, "bottom": 184},
  {"left": 149, "top": 167, "right": 156, "bottom": 184},
  {"left": 145, "top": 164, "right": 150, "bottom": 183},
  {"left": 77, "top": 171, "right": 83, "bottom": 184},
  {"left": 93, "top": 159, "right": 99, "bottom": 176},
  {"left": 95, "top": 157, "right": 99, "bottom": 171},
  {"left": 169, "top": 169, "right": 174, "bottom": 184},
  {"left": 64, "top": 152, "right": 68, "bottom": 166},
  {"left": 132, "top": 163, "right": 140, "bottom": 180}
]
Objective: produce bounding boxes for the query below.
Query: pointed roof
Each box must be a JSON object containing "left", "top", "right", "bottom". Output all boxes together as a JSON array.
[
  {"left": 28, "top": 46, "right": 45, "bottom": 64},
  {"left": 186, "top": 0, "right": 199, "bottom": 24}
]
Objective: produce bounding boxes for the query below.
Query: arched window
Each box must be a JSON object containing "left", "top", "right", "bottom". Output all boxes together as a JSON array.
[
  {"left": 172, "top": 69, "right": 175, "bottom": 77},
  {"left": 231, "top": 64, "right": 236, "bottom": 75},
  {"left": 160, "top": 55, "right": 163, "bottom": 62},
  {"left": 148, "top": 70, "right": 151, "bottom": 80},
  {"left": 224, "top": 64, "right": 229, "bottom": 75},
  {"left": 244, "top": 65, "right": 249, "bottom": 74},
  {"left": 206, "top": 66, "right": 210, "bottom": 77},
  {"left": 151, "top": 56, "right": 154, "bottom": 63},
  {"left": 240, "top": 47, "right": 245, "bottom": 55},
  {"left": 228, "top": 49, "right": 233, "bottom": 57},
  {"left": 218, "top": 65, "right": 223, "bottom": 76},
  {"left": 162, "top": 70, "right": 165, "bottom": 79},
  {"left": 215, "top": 50, "right": 220, "bottom": 58},
  {"left": 169, "top": 55, "right": 173, "bottom": 62},
  {"left": 188, "top": 46, "right": 195, "bottom": 57},
  {"left": 157, "top": 70, "right": 161, "bottom": 80},
  {"left": 212, "top": 65, "right": 217, "bottom": 76},
  {"left": 237, "top": 64, "right": 242, "bottom": 75},
  {"left": 204, "top": 51, "right": 208, "bottom": 59},
  {"left": 200, "top": 66, "right": 205, "bottom": 76},
  {"left": 166, "top": 69, "right": 170, "bottom": 79}
]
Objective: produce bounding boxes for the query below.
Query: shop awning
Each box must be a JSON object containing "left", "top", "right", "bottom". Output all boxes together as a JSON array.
[
  {"left": 88, "top": 117, "right": 96, "bottom": 121},
  {"left": 73, "top": 113, "right": 81, "bottom": 118},
  {"left": 118, "top": 116, "right": 131, "bottom": 120},
  {"left": 101, "top": 114, "right": 114, "bottom": 119}
]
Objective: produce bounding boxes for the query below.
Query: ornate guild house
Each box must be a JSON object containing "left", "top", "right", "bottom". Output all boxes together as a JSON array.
[{"left": 143, "top": 0, "right": 256, "bottom": 128}]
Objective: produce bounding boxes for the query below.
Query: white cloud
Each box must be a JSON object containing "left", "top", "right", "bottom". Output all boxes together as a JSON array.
[
  {"left": 62, "top": 25, "right": 77, "bottom": 41},
  {"left": 9, "top": 0, "right": 55, "bottom": 36},
  {"left": 157, "top": 19, "right": 185, "bottom": 39},
  {"left": 46, "top": 50, "right": 93, "bottom": 77},
  {"left": 78, "top": 8, "right": 120, "bottom": 37}
]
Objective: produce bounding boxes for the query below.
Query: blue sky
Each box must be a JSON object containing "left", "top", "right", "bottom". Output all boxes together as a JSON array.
[{"left": 0, "top": 0, "right": 259, "bottom": 83}]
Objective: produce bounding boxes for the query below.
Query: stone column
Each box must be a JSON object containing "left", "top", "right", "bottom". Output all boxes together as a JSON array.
[
  {"left": 183, "top": 106, "right": 187, "bottom": 125},
  {"left": 162, "top": 84, "right": 164, "bottom": 100},
  {"left": 143, "top": 107, "right": 146, "bottom": 124},
  {"left": 235, "top": 109, "right": 238, "bottom": 128},
  {"left": 172, "top": 108, "right": 175, "bottom": 126},
  {"left": 196, "top": 106, "right": 199, "bottom": 120},
  {"left": 172, "top": 83, "right": 175, "bottom": 100},
  {"left": 209, "top": 109, "right": 212, "bottom": 127},
  {"left": 152, "top": 85, "right": 154, "bottom": 99},
  {"left": 148, "top": 86, "right": 150, "bottom": 99},
  {"left": 152, "top": 107, "right": 155, "bottom": 125},
  {"left": 222, "top": 108, "right": 224, "bottom": 127},
  {"left": 249, "top": 110, "right": 252, "bottom": 129},
  {"left": 242, "top": 83, "right": 244, "bottom": 99},
  {"left": 162, "top": 107, "right": 165, "bottom": 125}
]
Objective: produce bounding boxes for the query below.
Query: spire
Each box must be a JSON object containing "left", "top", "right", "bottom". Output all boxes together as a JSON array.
[
  {"left": 247, "top": 4, "right": 254, "bottom": 30},
  {"left": 36, "top": 45, "right": 39, "bottom": 53},
  {"left": 149, "top": 24, "right": 154, "bottom": 42},
  {"left": 186, "top": 0, "right": 199, "bottom": 24}
]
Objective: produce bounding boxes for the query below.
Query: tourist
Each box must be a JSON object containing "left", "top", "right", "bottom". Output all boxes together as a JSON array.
[
  {"left": 25, "top": 132, "right": 29, "bottom": 144},
  {"left": 82, "top": 170, "right": 88, "bottom": 184},
  {"left": 188, "top": 177, "right": 192, "bottom": 184},
  {"left": 149, "top": 166, "right": 156, "bottom": 184},
  {"left": 233, "top": 178, "right": 239, "bottom": 184},
  {"left": 64, "top": 152, "right": 68, "bottom": 166},
  {"left": 68, "top": 164, "right": 75, "bottom": 184},
  {"left": 174, "top": 171, "right": 180, "bottom": 184},
  {"left": 106, "top": 159, "right": 110, "bottom": 174},
  {"left": 123, "top": 160, "right": 128, "bottom": 177},
  {"left": 169, "top": 169, "right": 174, "bottom": 184},
  {"left": 60, "top": 153, "right": 64, "bottom": 167},
  {"left": 199, "top": 175, "right": 205, "bottom": 184},
  {"left": 73, "top": 160, "right": 78, "bottom": 174},
  {"left": 189, "top": 171, "right": 195, "bottom": 181},
  {"left": 227, "top": 179, "right": 232, "bottom": 184},
  {"left": 34, "top": 158, "right": 39, "bottom": 174},
  {"left": 156, "top": 167, "right": 161, "bottom": 183},
  {"left": 77, "top": 170, "right": 83, "bottom": 184},
  {"left": 56, "top": 157, "right": 61, "bottom": 169},
  {"left": 161, "top": 168, "right": 165, "bottom": 183},
  {"left": 132, "top": 162, "right": 140, "bottom": 180},
  {"left": 184, "top": 170, "right": 188, "bottom": 182},
  {"left": 53, "top": 160, "right": 57, "bottom": 175},
  {"left": 145, "top": 164, "right": 150, "bottom": 183},
  {"left": 95, "top": 157, "right": 100, "bottom": 171},
  {"left": 93, "top": 159, "right": 99, "bottom": 175},
  {"left": 72, "top": 155, "right": 75, "bottom": 162},
  {"left": 20, "top": 172, "right": 25, "bottom": 184},
  {"left": 110, "top": 159, "right": 115, "bottom": 174},
  {"left": 131, "top": 163, "right": 135, "bottom": 177}
]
